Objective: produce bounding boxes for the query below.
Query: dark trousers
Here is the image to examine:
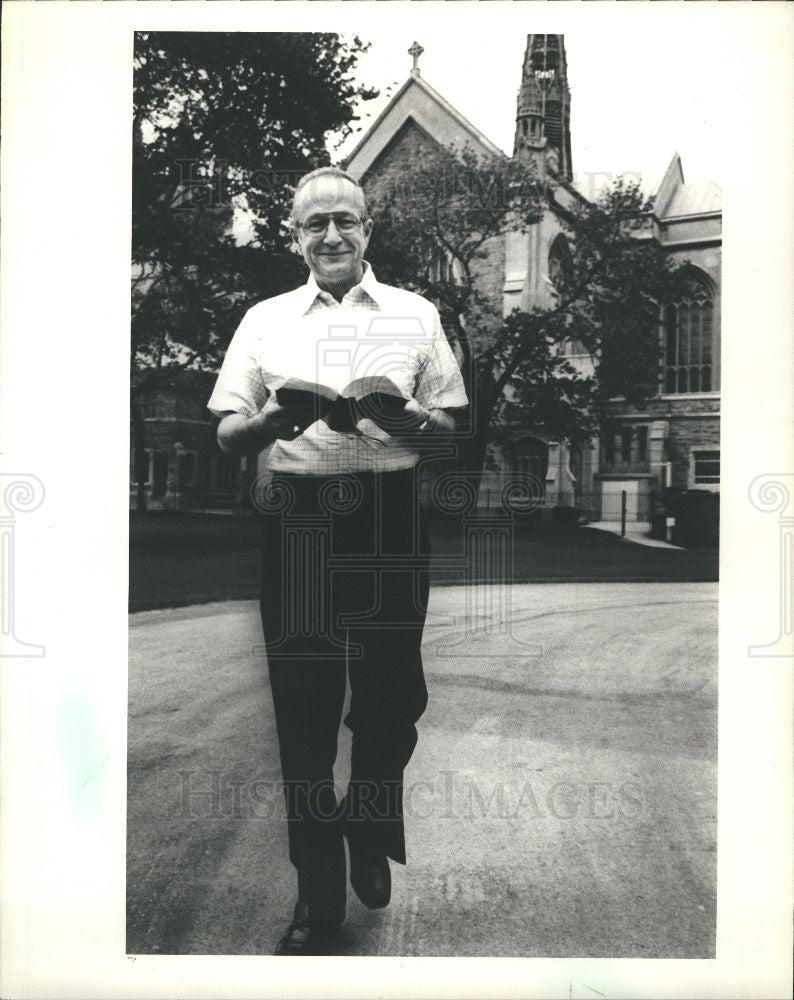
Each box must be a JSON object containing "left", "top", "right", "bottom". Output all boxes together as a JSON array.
[{"left": 259, "top": 469, "right": 430, "bottom": 923}]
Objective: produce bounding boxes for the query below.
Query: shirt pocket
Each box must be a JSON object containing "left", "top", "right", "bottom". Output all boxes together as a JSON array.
[{"left": 347, "top": 341, "right": 425, "bottom": 398}]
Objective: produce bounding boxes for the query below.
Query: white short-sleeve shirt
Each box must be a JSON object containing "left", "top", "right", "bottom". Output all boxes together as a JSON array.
[{"left": 207, "top": 263, "right": 469, "bottom": 475}]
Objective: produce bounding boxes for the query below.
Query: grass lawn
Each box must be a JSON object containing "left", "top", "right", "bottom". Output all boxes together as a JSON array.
[{"left": 129, "top": 511, "right": 718, "bottom": 613}]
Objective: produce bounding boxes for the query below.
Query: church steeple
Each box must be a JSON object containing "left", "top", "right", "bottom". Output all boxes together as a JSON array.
[{"left": 513, "top": 34, "right": 573, "bottom": 181}]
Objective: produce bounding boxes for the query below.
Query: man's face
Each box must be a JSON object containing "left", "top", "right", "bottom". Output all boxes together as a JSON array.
[{"left": 293, "top": 176, "right": 372, "bottom": 292}]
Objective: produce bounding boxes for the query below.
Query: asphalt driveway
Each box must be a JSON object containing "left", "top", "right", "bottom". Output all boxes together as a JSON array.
[{"left": 127, "top": 581, "right": 717, "bottom": 958}]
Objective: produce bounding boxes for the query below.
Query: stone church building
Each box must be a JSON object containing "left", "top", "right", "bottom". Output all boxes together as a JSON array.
[
  {"left": 132, "top": 34, "right": 720, "bottom": 526},
  {"left": 343, "top": 33, "right": 721, "bottom": 524}
]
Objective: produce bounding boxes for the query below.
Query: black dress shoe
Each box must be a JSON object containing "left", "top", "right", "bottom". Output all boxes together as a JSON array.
[
  {"left": 346, "top": 840, "right": 391, "bottom": 909},
  {"left": 274, "top": 901, "right": 342, "bottom": 956}
]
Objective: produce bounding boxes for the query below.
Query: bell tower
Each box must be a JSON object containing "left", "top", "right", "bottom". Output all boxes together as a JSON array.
[{"left": 513, "top": 34, "right": 573, "bottom": 180}]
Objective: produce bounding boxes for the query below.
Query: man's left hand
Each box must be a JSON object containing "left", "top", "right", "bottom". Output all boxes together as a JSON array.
[
  {"left": 385, "top": 400, "right": 456, "bottom": 438},
  {"left": 395, "top": 398, "right": 432, "bottom": 434}
]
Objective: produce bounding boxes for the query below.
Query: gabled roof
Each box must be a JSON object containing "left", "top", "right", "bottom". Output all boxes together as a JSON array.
[
  {"left": 665, "top": 180, "right": 722, "bottom": 218},
  {"left": 653, "top": 153, "right": 721, "bottom": 219},
  {"left": 342, "top": 72, "right": 505, "bottom": 178},
  {"left": 653, "top": 153, "right": 686, "bottom": 218}
]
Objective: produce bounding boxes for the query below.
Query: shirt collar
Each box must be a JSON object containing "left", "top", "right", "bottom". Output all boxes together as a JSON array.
[{"left": 300, "top": 261, "right": 382, "bottom": 314}]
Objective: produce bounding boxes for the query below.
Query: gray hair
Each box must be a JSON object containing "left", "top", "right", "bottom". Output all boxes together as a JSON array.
[{"left": 290, "top": 166, "right": 368, "bottom": 224}]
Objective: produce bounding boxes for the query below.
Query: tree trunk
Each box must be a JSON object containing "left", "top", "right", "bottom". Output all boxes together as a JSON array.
[{"left": 455, "top": 382, "right": 494, "bottom": 503}]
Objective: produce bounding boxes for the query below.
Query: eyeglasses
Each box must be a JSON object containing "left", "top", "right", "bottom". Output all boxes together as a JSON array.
[{"left": 298, "top": 214, "right": 364, "bottom": 236}]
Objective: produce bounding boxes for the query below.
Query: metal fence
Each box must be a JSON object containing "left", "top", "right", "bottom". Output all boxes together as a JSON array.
[
  {"left": 153, "top": 485, "right": 655, "bottom": 525},
  {"left": 473, "top": 488, "right": 654, "bottom": 525}
]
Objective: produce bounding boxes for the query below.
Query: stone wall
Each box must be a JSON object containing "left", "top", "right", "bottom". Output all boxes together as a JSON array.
[
  {"left": 364, "top": 120, "right": 439, "bottom": 209},
  {"left": 365, "top": 120, "right": 506, "bottom": 327},
  {"left": 470, "top": 234, "right": 507, "bottom": 322},
  {"left": 666, "top": 417, "right": 721, "bottom": 490},
  {"left": 607, "top": 396, "right": 720, "bottom": 491}
]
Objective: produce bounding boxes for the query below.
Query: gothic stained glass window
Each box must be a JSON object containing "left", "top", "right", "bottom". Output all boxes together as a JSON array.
[
  {"left": 663, "top": 272, "right": 715, "bottom": 394},
  {"left": 548, "top": 234, "right": 571, "bottom": 290},
  {"left": 549, "top": 234, "right": 586, "bottom": 355}
]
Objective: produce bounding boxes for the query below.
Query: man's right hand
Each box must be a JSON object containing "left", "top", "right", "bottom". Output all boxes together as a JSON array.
[
  {"left": 217, "top": 396, "right": 316, "bottom": 457},
  {"left": 254, "top": 394, "right": 317, "bottom": 442}
]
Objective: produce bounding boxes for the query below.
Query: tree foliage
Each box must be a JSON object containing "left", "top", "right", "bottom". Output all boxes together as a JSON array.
[
  {"left": 132, "top": 31, "right": 377, "bottom": 383},
  {"left": 365, "top": 144, "right": 681, "bottom": 473},
  {"left": 130, "top": 31, "right": 376, "bottom": 508},
  {"left": 366, "top": 145, "right": 544, "bottom": 387}
]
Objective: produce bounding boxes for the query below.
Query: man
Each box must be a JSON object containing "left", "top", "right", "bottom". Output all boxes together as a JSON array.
[{"left": 208, "top": 166, "right": 468, "bottom": 955}]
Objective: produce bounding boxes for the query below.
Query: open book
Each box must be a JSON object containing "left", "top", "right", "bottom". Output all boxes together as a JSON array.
[{"left": 275, "top": 375, "right": 410, "bottom": 434}]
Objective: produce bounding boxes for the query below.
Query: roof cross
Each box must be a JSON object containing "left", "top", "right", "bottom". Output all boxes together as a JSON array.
[{"left": 408, "top": 40, "right": 424, "bottom": 76}]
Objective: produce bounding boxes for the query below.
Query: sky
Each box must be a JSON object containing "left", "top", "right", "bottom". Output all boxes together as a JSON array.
[{"left": 331, "top": 24, "right": 736, "bottom": 199}]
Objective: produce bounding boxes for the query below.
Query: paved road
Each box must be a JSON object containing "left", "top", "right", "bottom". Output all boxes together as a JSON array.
[{"left": 127, "top": 582, "right": 717, "bottom": 958}]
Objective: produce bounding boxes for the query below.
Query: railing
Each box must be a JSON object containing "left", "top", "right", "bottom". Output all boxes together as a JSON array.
[
  {"left": 442, "top": 485, "right": 654, "bottom": 527},
  {"left": 132, "top": 482, "right": 656, "bottom": 527},
  {"left": 472, "top": 489, "right": 650, "bottom": 518}
]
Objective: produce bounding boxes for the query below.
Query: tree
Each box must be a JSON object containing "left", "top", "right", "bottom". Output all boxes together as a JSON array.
[
  {"left": 131, "top": 31, "right": 377, "bottom": 508},
  {"left": 364, "top": 144, "right": 680, "bottom": 490}
]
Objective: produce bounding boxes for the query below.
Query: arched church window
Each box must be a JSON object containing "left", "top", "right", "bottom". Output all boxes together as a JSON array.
[
  {"left": 663, "top": 270, "right": 715, "bottom": 394},
  {"left": 548, "top": 234, "right": 572, "bottom": 291},
  {"left": 549, "top": 235, "right": 586, "bottom": 355}
]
